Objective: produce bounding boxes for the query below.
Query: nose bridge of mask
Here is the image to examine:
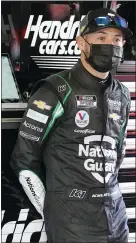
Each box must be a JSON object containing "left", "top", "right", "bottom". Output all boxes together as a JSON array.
[
  {"left": 91, "top": 44, "right": 123, "bottom": 58},
  {"left": 83, "top": 38, "right": 114, "bottom": 56},
  {"left": 92, "top": 44, "right": 113, "bottom": 56}
]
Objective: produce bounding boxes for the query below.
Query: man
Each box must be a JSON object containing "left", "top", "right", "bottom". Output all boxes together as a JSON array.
[{"left": 11, "top": 8, "right": 133, "bottom": 243}]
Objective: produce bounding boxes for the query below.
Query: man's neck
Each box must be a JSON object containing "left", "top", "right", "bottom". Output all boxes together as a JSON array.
[{"left": 80, "top": 56, "right": 109, "bottom": 79}]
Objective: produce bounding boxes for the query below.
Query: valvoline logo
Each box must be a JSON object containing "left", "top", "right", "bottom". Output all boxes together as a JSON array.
[
  {"left": 78, "top": 112, "right": 86, "bottom": 120},
  {"left": 75, "top": 110, "right": 89, "bottom": 128}
]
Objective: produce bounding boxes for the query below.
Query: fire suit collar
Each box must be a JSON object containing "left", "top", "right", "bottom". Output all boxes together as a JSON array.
[{"left": 71, "top": 59, "right": 114, "bottom": 93}]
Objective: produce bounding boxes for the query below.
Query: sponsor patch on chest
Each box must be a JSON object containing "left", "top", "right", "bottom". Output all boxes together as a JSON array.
[
  {"left": 108, "top": 98, "right": 121, "bottom": 112},
  {"left": 75, "top": 95, "right": 97, "bottom": 108},
  {"left": 75, "top": 110, "right": 89, "bottom": 128}
]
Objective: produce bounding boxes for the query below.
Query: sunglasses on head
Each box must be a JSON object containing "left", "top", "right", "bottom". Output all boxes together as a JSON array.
[
  {"left": 94, "top": 15, "right": 128, "bottom": 28},
  {"left": 81, "top": 15, "right": 128, "bottom": 36}
]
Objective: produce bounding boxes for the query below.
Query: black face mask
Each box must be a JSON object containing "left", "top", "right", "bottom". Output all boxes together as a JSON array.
[{"left": 83, "top": 41, "right": 123, "bottom": 72}]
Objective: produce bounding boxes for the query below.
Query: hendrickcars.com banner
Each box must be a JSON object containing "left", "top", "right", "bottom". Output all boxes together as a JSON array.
[{"left": 24, "top": 14, "right": 84, "bottom": 70}]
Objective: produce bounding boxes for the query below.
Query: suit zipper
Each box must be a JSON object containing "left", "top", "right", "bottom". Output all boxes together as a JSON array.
[{"left": 101, "top": 92, "right": 108, "bottom": 188}]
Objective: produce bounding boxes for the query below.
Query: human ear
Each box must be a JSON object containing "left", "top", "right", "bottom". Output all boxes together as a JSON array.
[
  {"left": 76, "top": 36, "right": 85, "bottom": 51},
  {"left": 122, "top": 39, "right": 126, "bottom": 46}
]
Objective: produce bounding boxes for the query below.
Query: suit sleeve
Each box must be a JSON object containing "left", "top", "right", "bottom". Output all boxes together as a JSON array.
[
  {"left": 10, "top": 84, "right": 63, "bottom": 217},
  {"left": 117, "top": 97, "right": 131, "bottom": 167}
]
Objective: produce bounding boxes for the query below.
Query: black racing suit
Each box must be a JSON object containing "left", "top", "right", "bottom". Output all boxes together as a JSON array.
[{"left": 11, "top": 60, "right": 131, "bottom": 242}]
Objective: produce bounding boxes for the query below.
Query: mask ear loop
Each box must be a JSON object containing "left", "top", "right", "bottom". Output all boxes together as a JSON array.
[
  {"left": 82, "top": 37, "right": 91, "bottom": 46},
  {"left": 81, "top": 37, "right": 92, "bottom": 59}
]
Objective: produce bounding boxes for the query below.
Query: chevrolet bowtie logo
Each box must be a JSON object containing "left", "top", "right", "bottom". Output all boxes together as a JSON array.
[
  {"left": 109, "top": 113, "right": 120, "bottom": 121},
  {"left": 33, "top": 100, "right": 52, "bottom": 110}
]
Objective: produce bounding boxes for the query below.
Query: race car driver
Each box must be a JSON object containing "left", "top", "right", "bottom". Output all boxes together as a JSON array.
[{"left": 11, "top": 8, "right": 133, "bottom": 243}]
